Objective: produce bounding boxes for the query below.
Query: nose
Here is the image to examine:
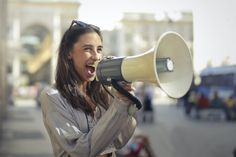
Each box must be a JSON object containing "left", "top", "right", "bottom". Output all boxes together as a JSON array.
[{"left": 91, "top": 51, "right": 101, "bottom": 61}]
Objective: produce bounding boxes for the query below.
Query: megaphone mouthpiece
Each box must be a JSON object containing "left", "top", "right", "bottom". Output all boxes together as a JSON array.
[{"left": 96, "top": 57, "right": 127, "bottom": 85}]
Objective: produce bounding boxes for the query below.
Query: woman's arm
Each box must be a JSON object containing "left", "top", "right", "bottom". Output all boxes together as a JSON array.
[
  {"left": 113, "top": 104, "right": 138, "bottom": 149},
  {"left": 40, "top": 87, "right": 134, "bottom": 157},
  {"left": 113, "top": 116, "right": 137, "bottom": 149}
]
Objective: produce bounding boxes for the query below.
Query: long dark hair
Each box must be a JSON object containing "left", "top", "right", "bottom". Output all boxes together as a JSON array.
[{"left": 55, "top": 21, "right": 109, "bottom": 116}]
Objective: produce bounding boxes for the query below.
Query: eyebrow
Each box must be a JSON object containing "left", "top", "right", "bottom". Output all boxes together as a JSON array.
[{"left": 82, "top": 44, "right": 103, "bottom": 48}]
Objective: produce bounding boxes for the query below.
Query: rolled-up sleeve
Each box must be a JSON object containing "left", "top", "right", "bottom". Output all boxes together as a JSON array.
[
  {"left": 40, "top": 87, "right": 136, "bottom": 157},
  {"left": 113, "top": 116, "right": 137, "bottom": 149}
]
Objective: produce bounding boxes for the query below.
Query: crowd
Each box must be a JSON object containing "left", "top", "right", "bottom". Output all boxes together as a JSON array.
[{"left": 183, "top": 89, "right": 236, "bottom": 120}]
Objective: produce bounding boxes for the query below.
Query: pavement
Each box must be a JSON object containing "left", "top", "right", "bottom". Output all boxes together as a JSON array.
[
  {"left": 137, "top": 105, "right": 236, "bottom": 157},
  {"left": 1, "top": 98, "right": 236, "bottom": 157},
  {"left": 0, "top": 100, "right": 53, "bottom": 157}
]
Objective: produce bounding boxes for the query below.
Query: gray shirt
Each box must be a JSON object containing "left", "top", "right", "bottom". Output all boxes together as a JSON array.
[{"left": 39, "top": 85, "right": 137, "bottom": 157}]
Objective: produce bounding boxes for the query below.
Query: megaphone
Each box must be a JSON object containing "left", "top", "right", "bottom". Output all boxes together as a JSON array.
[{"left": 96, "top": 31, "right": 193, "bottom": 99}]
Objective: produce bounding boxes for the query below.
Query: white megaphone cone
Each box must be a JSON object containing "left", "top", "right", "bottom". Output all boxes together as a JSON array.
[{"left": 96, "top": 31, "right": 193, "bottom": 99}]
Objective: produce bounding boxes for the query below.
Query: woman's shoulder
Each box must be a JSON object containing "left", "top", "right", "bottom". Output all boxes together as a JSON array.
[
  {"left": 40, "top": 84, "right": 59, "bottom": 98},
  {"left": 39, "top": 84, "right": 65, "bottom": 106},
  {"left": 40, "top": 84, "right": 71, "bottom": 111}
]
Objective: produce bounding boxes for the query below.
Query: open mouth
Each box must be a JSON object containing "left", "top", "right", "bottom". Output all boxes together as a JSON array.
[{"left": 86, "top": 64, "right": 96, "bottom": 75}]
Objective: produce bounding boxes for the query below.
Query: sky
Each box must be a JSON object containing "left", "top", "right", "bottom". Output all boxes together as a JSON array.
[{"left": 78, "top": 0, "right": 236, "bottom": 74}]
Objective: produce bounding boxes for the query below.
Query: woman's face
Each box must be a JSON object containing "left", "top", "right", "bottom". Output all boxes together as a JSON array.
[{"left": 69, "top": 32, "right": 102, "bottom": 82}]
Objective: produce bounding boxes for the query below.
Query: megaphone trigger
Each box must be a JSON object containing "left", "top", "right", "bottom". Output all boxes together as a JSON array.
[{"left": 111, "top": 79, "right": 142, "bottom": 110}]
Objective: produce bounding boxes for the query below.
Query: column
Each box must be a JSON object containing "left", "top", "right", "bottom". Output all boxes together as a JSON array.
[
  {"left": 0, "top": 0, "right": 8, "bottom": 124},
  {"left": 51, "top": 11, "right": 61, "bottom": 84}
]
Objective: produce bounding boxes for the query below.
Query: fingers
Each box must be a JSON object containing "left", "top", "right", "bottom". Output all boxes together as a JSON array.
[
  {"left": 121, "top": 84, "right": 134, "bottom": 91},
  {"left": 113, "top": 82, "right": 136, "bottom": 102}
]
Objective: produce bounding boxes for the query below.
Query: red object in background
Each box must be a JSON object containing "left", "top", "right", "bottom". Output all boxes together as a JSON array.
[
  {"left": 124, "top": 135, "right": 156, "bottom": 157},
  {"left": 198, "top": 95, "right": 210, "bottom": 108},
  {"left": 125, "top": 142, "right": 145, "bottom": 157}
]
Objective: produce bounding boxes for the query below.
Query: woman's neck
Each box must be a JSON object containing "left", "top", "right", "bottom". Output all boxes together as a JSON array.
[
  {"left": 80, "top": 81, "right": 97, "bottom": 111},
  {"left": 80, "top": 82, "right": 88, "bottom": 94}
]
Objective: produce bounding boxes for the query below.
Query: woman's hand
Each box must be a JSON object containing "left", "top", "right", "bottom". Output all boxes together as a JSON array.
[{"left": 112, "top": 82, "right": 136, "bottom": 104}]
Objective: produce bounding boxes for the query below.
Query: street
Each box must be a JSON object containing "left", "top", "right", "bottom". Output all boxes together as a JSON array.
[
  {"left": 138, "top": 104, "right": 236, "bottom": 157},
  {"left": 1, "top": 99, "right": 236, "bottom": 157}
]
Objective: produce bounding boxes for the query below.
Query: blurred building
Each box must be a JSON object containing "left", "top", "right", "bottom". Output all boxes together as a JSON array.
[
  {"left": 5, "top": 1, "right": 193, "bottom": 104},
  {"left": 7, "top": 0, "right": 80, "bottom": 87},
  {"left": 6, "top": 2, "right": 193, "bottom": 86},
  {"left": 103, "top": 12, "right": 193, "bottom": 57}
]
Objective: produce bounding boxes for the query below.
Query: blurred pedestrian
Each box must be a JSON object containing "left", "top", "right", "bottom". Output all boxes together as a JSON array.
[
  {"left": 196, "top": 93, "right": 210, "bottom": 118},
  {"left": 211, "top": 91, "right": 230, "bottom": 120},
  {"left": 211, "top": 91, "right": 223, "bottom": 108},
  {"left": 224, "top": 95, "right": 236, "bottom": 120},
  {"left": 142, "top": 83, "right": 154, "bottom": 123},
  {"left": 233, "top": 147, "right": 236, "bottom": 157},
  {"left": 185, "top": 90, "right": 198, "bottom": 116}
]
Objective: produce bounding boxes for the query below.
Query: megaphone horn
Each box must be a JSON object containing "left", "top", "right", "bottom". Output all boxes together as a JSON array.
[{"left": 96, "top": 31, "right": 193, "bottom": 99}]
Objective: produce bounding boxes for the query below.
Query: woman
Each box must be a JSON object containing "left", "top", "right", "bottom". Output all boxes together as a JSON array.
[{"left": 39, "top": 20, "right": 137, "bottom": 157}]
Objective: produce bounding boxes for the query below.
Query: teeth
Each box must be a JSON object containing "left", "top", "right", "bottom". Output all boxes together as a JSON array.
[
  {"left": 88, "top": 65, "right": 95, "bottom": 68},
  {"left": 88, "top": 63, "right": 98, "bottom": 68},
  {"left": 87, "top": 62, "right": 98, "bottom": 68}
]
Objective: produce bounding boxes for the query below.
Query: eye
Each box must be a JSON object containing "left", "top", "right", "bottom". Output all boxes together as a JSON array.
[
  {"left": 97, "top": 47, "right": 103, "bottom": 53},
  {"left": 84, "top": 47, "right": 92, "bottom": 52}
]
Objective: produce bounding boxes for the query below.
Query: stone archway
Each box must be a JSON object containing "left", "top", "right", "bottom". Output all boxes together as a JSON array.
[
  {"left": 21, "top": 24, "right": 50, "bottom": 57},
  {"left": 20, "top": 24, "right": 52, "bottom": 83}
]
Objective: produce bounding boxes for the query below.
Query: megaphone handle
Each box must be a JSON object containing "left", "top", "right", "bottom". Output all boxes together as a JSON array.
[{"left": 111, "top": 79, "right": 142, "bottom": 110}]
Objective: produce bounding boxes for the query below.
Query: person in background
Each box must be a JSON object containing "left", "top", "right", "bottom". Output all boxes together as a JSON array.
[
  {"left": 211, "top": 91, "right": 230, "bottom": 120},
  {"left": 211, "top": 91, "right": 223, "bottom": 108},
  {"left": 224, "top": 94, "right": 236, "bottom": 120},
  {"left": 142, "top": 83, "right": 154, "bottom": 123},
  {"left": 40, "top": 20, "right": 138, "bottom": 157},
  {"left": 233, "top": 147, "right": 236, "bottom": 157},
  {"left": 195, "top": 93, "right": 210, "bottom": 119},
  {"left": 185, "top": 90, "right": 198, "bottom": 116}
]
